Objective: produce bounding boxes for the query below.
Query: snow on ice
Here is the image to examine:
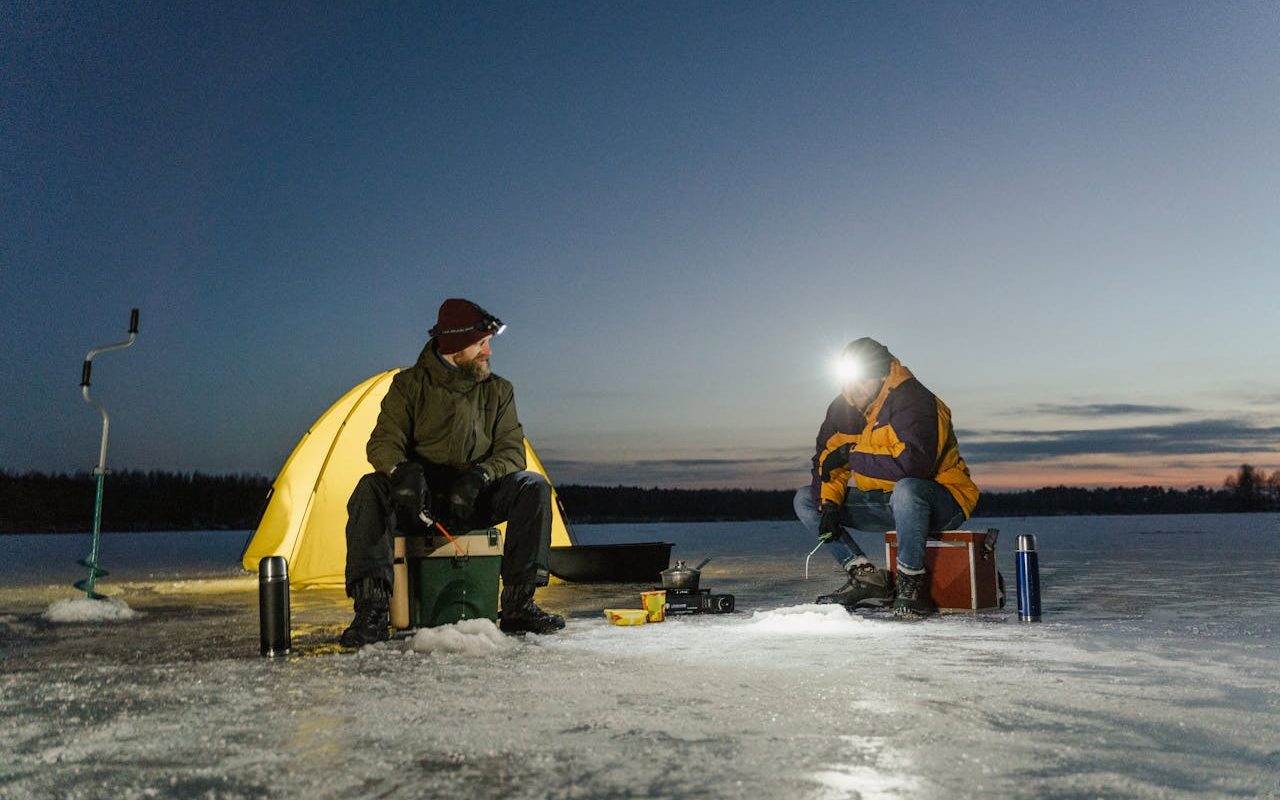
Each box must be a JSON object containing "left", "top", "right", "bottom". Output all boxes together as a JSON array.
[
  {"left": 408, "top": 618, "right": 518, "bottom": 656},
  {"left": 42, "top": 596, "right": 139, "bottom": 623}
]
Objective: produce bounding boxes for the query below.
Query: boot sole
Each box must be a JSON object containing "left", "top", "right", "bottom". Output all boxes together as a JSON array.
[
  {"left": 498, "top": 624, "right": 562, "bottom": 636},
  {"left": 338, "top": 633, "right": 390, "bottom": 648},
  {"left": 822, "top": 591, "right": 891, "bottom": 607},
  {"left": 499, "top": 617, "right": 565, "bottom": 635},
  {"left": 816, "top": 588, "right": 891, "bottom": 606},
  {"left": 853, "top": 596, "right": 892, "bottom": 609},
  {"left": 891, "top": 604, "right": 936, "bottom": 620}
]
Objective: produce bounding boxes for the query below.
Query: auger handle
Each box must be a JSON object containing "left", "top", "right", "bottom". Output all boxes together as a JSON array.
[{"left": 82, "top": 308, "right": 141, "bottom": 387}]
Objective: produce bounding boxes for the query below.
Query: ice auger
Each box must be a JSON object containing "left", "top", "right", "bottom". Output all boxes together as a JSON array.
[{"left": 75, "top": 308, "right": 139, "bottom": 599}]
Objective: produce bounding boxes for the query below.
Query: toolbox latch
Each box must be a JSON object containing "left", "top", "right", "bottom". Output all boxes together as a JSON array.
[{"left": 982, "top": 528, "right": 1000, "bottom": 559}]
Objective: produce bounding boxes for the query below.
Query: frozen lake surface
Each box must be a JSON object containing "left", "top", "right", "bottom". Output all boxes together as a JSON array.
[{"left": 2, "top": 514, "right": 1278, "bottom": 799}]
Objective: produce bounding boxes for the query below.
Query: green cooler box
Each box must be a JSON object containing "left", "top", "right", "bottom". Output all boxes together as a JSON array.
[{"left": 405, "top": 529, "right": 503, "bottom": 627}]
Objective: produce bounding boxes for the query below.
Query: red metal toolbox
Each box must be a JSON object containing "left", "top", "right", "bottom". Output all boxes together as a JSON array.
[{"left": 884, "top": 529, "right": 1000, "bottom": 612}]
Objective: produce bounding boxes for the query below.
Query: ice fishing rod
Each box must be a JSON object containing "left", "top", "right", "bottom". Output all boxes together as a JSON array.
[
  {"left": 418, "top": 509, "right": 467, "bottom": 556},
  {"left": 75, "top": 308, "right": 139, "bottom": 600},
  {"left": 804, "top": 541, "right": 824, "bottom": 581}
]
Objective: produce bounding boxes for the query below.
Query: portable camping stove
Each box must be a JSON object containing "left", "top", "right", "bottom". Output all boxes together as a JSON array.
[{"left": 662, "top": 587, "right": 735, "bottom": 615}]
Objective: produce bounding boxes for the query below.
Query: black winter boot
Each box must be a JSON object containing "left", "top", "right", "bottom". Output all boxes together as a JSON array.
[
  {"left": 339, "top": 577, "right": 391, "bottom": 647},
  {"left": 499, "top": 583, "right": 565, "bottom": 635},
  {"left": 816, "top": 562, "right": 891, "bottom": 608},
  {"left": 892, "top": 570, "right": 937, "bottom": 619}
]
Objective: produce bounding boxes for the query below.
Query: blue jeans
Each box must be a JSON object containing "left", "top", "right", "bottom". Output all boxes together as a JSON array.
[{"left": 793, "top": 478, "right": 966, "bottom": 574}]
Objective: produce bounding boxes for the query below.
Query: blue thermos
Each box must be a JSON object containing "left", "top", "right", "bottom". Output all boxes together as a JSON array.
[{"left": 1015, "top": 534, "right": 1042, "bottom": 622}]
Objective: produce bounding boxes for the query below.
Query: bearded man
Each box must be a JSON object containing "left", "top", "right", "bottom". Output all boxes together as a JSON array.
[{"left": 339, "top": 298, "right": 564, "bottom": 646}]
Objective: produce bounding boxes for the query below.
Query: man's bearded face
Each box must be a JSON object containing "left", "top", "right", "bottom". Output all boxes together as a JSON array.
[{"left": 453, "top": 335, "right": 493, "bottom": 380}]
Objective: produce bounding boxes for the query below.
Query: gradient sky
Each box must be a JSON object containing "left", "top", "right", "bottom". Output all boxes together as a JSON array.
[{"left": 3, "top": 2, "right": 1279, "bottom": 492}]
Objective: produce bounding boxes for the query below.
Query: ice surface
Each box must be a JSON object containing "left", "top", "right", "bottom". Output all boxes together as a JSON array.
[
  {"left": 1, "top": 514, "right": 1278, "bottom": 799},
  {"left": 42, "top": 596, "right": 139, "bottom": 623},
  {"left": 811, "top": 736, "right": 923, "bottom": 800}
]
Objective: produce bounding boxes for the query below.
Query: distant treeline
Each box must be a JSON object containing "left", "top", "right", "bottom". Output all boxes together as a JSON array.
[
  {"left": 0, "top": 470, "right": 271, "bottom": 533},
  {"left": 556, "top": 465, "right": 1280, "bottom": 522},
  {"left": 2, "top": 465, "right": 1276, "bottom": 533}
]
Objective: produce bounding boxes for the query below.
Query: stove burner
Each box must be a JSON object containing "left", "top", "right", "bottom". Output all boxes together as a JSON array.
[{"left": 657, "top": 586, "right": 735, "bottom": 615}]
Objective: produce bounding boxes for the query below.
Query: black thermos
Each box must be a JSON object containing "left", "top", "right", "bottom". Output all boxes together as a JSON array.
[{"left": 259, "top": 556, "right": 291, "bottom": 657}]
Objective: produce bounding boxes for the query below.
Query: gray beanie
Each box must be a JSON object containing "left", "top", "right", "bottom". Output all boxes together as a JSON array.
[{"left": 842, "top": 337, "right": 894, "bottom": 379}]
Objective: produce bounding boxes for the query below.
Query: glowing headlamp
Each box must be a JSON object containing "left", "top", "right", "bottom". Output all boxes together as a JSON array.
[{"left": 833, "top": 355, "right": 868, "bottom": 385}]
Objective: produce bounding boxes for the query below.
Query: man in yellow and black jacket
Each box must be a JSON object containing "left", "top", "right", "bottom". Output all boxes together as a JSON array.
[{"left": 794, "top": 337, "right": 979, "bottom": 618}]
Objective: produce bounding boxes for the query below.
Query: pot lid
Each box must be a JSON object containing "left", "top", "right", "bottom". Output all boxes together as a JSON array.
[{"left": 660, "top": 557, "right": 711, "bottom": 576}]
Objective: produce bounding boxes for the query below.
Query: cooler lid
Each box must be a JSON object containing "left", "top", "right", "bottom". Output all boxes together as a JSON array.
[{"left": 403, "top": 528, "right": 503, "bottom": 558}]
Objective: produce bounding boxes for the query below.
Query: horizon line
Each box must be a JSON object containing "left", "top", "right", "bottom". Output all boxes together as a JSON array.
[{"left": 2, "top": 467, "right": 1260, "bottom": 495}]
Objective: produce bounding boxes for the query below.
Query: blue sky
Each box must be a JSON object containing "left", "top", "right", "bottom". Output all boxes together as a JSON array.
[{"left": 3, "top": 2, "right": 1278, "bottom": 490}]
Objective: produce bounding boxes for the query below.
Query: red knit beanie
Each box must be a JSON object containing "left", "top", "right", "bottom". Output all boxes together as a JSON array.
[{"left": 431, "top": 298, "right": 501, "bottom": 354}]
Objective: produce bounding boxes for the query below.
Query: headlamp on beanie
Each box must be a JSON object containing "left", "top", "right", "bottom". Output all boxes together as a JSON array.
[
  {"left": 833, "top": 355, "right": 868, "bottom": 385},
  {"left": 430, "top": 314, "right": 505, "bottom": 339},
  {"left": 430, "top": 298, "right": 506, "bottom": 355},
  {"left": 834, "top": 337, "right": 893, "bottom": 386}
]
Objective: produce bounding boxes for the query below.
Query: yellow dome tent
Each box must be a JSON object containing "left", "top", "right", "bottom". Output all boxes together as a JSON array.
[{"left": 241, "top": 369, "right": 575, "bottom": 588}]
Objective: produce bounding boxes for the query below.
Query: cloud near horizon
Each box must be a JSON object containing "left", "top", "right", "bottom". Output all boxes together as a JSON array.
[
  {"left": 959, "top": 418, "right": 1280, "bottom": 463},
  {"left": 541, "top": 417, "right": 1280, "bottom": 490},
  {"left": 1030, "top": 403, "right": 1192, "bottom": 417}
]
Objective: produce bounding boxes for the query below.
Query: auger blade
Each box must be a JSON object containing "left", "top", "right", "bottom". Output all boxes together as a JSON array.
[
  {"left": 72, "top": 578, "right": 108, "bottom": 600},
  {"left": 76, "top": 558, "right": 109, "bottom": 578}
]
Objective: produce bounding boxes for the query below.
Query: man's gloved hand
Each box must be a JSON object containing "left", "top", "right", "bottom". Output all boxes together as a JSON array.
[
  {"left": 448, "top": 466, "right": 491, "bottom": 529},
  {"left": 390, "top": 462, "right": 428, "bottom": 525},
  {"left": 820, "top": 443, "right": 853, "bottom": 481},
  {"left": 817, "top": 501, "right": 843, "bottom": 543}
]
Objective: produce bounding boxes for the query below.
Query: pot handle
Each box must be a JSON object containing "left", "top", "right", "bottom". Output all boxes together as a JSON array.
[{"left": 694, "top": 557, "right": 712, "bottom": 571}]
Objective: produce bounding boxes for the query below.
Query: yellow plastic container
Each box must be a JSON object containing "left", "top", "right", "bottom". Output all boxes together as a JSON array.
[
  {"left": 640, "top": 590, "right": 666, "bottom": 623},
  {"left": 603, "top": 608, "right": 648, "bottom": 626}
]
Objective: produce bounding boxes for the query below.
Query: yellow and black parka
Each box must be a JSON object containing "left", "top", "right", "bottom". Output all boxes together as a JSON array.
[{"left": 815, "top": 360, "right": 979, "bottom": 517}]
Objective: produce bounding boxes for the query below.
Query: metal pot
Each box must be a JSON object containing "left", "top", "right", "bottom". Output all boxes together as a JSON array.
[{"left": 660, "top": 558, "right": 711, "bottom": 590}]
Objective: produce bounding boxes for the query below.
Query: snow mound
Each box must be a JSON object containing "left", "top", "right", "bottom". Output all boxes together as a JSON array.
[
  {"left": 43, "top": 596, "right": 140, "bottom": 623},
  {"left": 409, "top": 618, "right": 517, "bottom": 656},
  {"left": 746, "top": 603, "right": 880, "bottom": 635}
]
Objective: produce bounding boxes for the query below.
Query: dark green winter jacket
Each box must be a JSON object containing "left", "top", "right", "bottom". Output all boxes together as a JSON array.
[{"left": 366, "top": 340, "right": 526, "bottom": 480}]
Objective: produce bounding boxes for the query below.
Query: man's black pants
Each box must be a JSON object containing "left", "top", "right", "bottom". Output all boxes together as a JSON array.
[{"left": 344, "top": 469, "right": 553, "bottom": 595}]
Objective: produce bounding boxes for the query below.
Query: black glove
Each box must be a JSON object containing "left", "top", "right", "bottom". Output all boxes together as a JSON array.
[
  {"left": 389, "top": 462, "right": 428, "bottom": 525},
  {"left": 817, "top": 501, "right": 842, "bottom": 544},
  {"left": 448, "top": 466, "right": 491, "bottom": 529},
  {"left": 820, "top": 443, "right": 852, "bottom": 481}
]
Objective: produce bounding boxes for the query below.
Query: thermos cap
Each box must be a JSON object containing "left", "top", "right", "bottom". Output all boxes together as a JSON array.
[
  {"left": 259, "top": 555, "right": 289, "bottom": 580},
  {"left": 1015, "top": 534, "right": 1037, "bottom": 552}
]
